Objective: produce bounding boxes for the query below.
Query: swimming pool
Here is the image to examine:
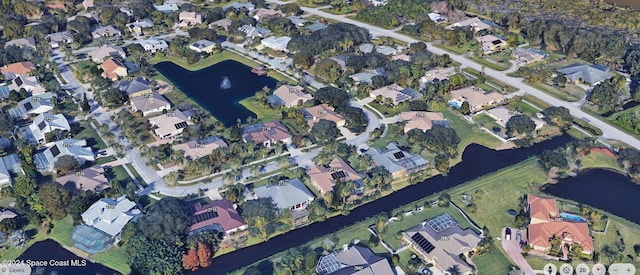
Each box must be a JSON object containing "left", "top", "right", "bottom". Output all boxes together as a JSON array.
[
  {"left": 448, "top": 101, "right": 461, "bottom": 109},
  {"left": 560, "top": 212, "right": 587, "bottom": 222}
]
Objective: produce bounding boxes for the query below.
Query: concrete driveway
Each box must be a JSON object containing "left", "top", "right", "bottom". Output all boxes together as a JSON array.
[{"left": 501, "top": 227, "right": 535, "bottom": 275}]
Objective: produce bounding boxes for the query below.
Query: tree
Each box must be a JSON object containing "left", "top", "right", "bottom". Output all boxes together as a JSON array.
[
  {"left": 435, "top": 154, "right": 450, "bottom": 172},
  {"left": 68, "top": 191, "right": 98, "bottom": 224},
  {"left": 54, "top": 155, "right": 80, "bottom": 175},
  {"left": 459, "top": 101, "right": 470, "bottom": 115},
  {"left": 538, "top": 150, "right": 568, "bottom": 170},
  {"left": 506, "top": 115, "right": 536, "bottom": 137},
  {"left": 438, "top": 193, "right": 451, "bottom": 207},
  {"left": 553, "top": 74, "right": 567, "bottom": 88},
  {"left": 197, "top": 242, "right": 212, "bottom": 267},
  {"left": 102, "top": 88, "right": 127, "bottom": 106},
  {"left": 314, "top": 59, "right": 342, "bottom": 83},
  {"left": 391, "top": 254, "right": 400, "bottom": 267},
  {"left": 182, "top": 249, "right": 199, "bottom": 271},
  {"left": 311, "top": 119, "right": 339, "bottom": 145},
  {"left": 38, "top": 183, "right": 72, "bottom": 220},
  {"left": 587, "top": 79, "right": 621, "bottom": 114},
  {"left": 282, "top": 3, "right": 302, "bottom": 15},
  {"left": 243, "top": 267, "right": 263, "bottom": 275},
  {"left": 543, "top": 106, "right": 572, "bottom": 129},
  {"left": 422, "top": 126, "right": 461, "bottom": 157},
  {"left": 292, "top": 52, "right": 313, "bottom": 69},
  {"left": 342, "top": 106, "right": 368, "bottom": 133},
  {"left": 12, "top": 175, "right": 37, "bottom": 198},
  {"left": 316, "top": 87, "right": 349, "bottom": 109},
  {"left": 0, "top": 218, "right": 18, "bottom": 234},
  {"left": 82, "top": 93, "right": 91, "bottom": 111}
]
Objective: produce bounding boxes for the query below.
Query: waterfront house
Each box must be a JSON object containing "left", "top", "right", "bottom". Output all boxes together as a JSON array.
[
  {"left": 189, "top": 39, "right": 217, "bottom": 53},
  {"left": 129, "top": 92, "right": 171, "bottom": 116},
  {"left": 315, "top": 245, "right": 394, "bottom": 274},
  {"left": 365, "top": 142, "right": 428, "bottom": 179},
  {"left": 188, "top": 199, "right": 246, "bottom": 236},
  {"left": 400, "top": 111, "right": 449, "bottom": 134},
  {"left": 449, "top": 86, "right": 504, "bottom": 113},
  {"left": 172, "top": 136, "right": 228, "bottom": 160},
  {"left": 252, "top": 179, "right": 314, "bottom": 211},
  {"left": 148, "top": 109, "right": 192, "bottom": 140},
  {"left": 307, "top": 157, "right": 363, "bottom": 196},
  {"left": 260, "top": 36, "right": 292, "bottom": 52},
  {"left": 137, "top": 38, "right": 168, "bottom": 53},
  {"left": 270, "top": 85, "right": 313, "bottom": 107},
  {"left": 241, "top": 121, "right": 292, "bottom": 147}
]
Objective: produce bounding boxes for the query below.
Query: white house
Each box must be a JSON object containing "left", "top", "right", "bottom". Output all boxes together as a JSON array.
[
  {"left": 10, "top": 93, "right": 56, "bottom": 118},
  {"left": 260, "top": 36, "right": 291, "bottom": 52},
  {"left": 46, "top": 31, "right": 74, "bottom": 48},
  {"left": 91, "top": 25, "right": 122, "bottom": 39},
  {"left": 24, "top": 112, "right": 71, "bottom": 144},
  {"left": 137, "top": 38, "right": 168, "bottom": 53},
  {"left": 81, "top": 196, "right": 141, "bottom": 238},
  {"left": 189, "top": 39, "right": 216, "bottom": 53},
  {"left": 130, "top": 92, "right": 171, "bottom": 116},
  {"left": 148, "top": 109, "right": 192, "bottom": 139},
  {"left": 33, "top": 139, "right": 95, "bottom": 172}
]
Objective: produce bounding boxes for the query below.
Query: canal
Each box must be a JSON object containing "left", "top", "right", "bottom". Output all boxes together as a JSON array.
[{"left": 190, "top": 134, "right": 574, "bottom": 274}]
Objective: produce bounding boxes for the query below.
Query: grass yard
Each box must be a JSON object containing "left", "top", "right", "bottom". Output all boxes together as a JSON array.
[
  {"left": 73, "top": 60, "right": 95, "bottom": 77},
  {"left": 74, "top": 121, "right": 107, "bottom": 150},
  {"left": 608, "top": 104, "right": 640, "bottom": 137},
  {"left": 472, "top": 245, "right": 515, "bottom": 274},
  {"left": 91, "top": 245, "right": 132, "bottom": 275},
  {"left": 468, "top": 55, "right": 512, "bottom": 71},
  {"left": 461, "top": 68, "right": 518, "bottom": 93},
  {"left": 238, "top": 97, "right": 282, "bottom": 122},
  {"left": 125, "top": 163, "right": 147, "bottom": 187},
  {"left": 579, "top": 151, "right": 621, "bottom": 172},
  {"left": 508, "top": 100, "right": 541, "bottom": 116},
  {"left": 371, "top": 124, "right": 407, "bottom": 149},
  {"left": 368, "top": 101, "right": 409, "bottom": 117},
  {"left": 0, "top": 224, "right": 47, "bottom": 261},
  {"left": 95, "top": 156, "right": 117, "bottom": 165},
  {"left": 48, "top": 216, "right": 75, "bottom": 248},
  {"left": 443, "top": 110, "right": 503, "bottom": 163},
  {"left": 434, "top": 42, "right": 474, "bottom": 55},
  {"left": 524, "top": 81, "right": 581, "bottom": 102},
  {"left": 521, "top": 94, "right": 551, "bottom": 109}
]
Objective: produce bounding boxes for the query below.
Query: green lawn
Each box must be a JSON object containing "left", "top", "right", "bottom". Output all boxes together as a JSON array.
[
  {"left": 368, "top": 101, "right": 409, "bottom": 117},
  {"left": 74, "top": 121, "right": 107, "bottom": 150},
  {"left": 371, "top": 124, "right": 406, "bottom": 149},
  {"left": 608, "top": 104, "right": 640, "bottom": 137},
  {"left": 579, "top": 151, "right": 621, "bottom": 171},
  {"left": 95, "top": 156, "right": 117, "bottom": 165},
  {"left": 468, "top": 55, "right": 512, "bottom": 71},
  {"left": 521, "top": 94, "right": 551, "bottom": 109},
  {"left": 125, "top": 163, "right": 147, "bottom": 187},
  {"left": 239, "top": 97, "right": 282, "bottom": 122},
  {"left": 473, "top": 245, "right": 515, "bottom": 274},
  {"left": 524, "top": 81, "right": 581, "bottom": 102},
  {"left": 443, "top": 110, "right": 503, "bottom": 163},
  {"left": 462, "top": 68, "right": 518, "bottom": 93},
  {"left": 508, "top": 100, "right": 541, "bottom": 117},
  {"left": 91, "top": 245, "right": 132, "bottom": 275},
  {"left": 0, "top": 224, "right": 48, "bottom": 261},
  {"left": 48, "top": 216, "right": 75, "bottom": 248}
]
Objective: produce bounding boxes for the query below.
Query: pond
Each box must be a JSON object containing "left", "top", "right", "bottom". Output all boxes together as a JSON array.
[
  {"left": 154, "top": 60, "right": 278, "bottom": 126},
  {"left": 16, "top": 239, "right": 119, "bottom": 275},
  {"left": 190, "top": 134, "right": 573, "bottom": 274},
  {"left": 544, "top": 169, "right": 640, "bottom": 224}
]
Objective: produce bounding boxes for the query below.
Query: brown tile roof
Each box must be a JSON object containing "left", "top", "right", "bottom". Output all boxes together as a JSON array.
[
  {"left": 189, "top": 199, "right": 246, "bottom": 234},
  {"left": 99, "top": 58, "right": 127, "bottom": 80},
  {"left": 450, "top": 86, "right": 504, "bottom": 111},
  {"left": 527, "top": 194, "right": 559, "bottom": 223},
  {"left": 528, "top": 221, "right": 594, "bottom": 253},
  {"left": 304, "top": 104, "right": 345, "bottom": 128},
  {"left": 172, "top": 137, "right": 228, "bottom": 160},
  {"left": 56, "top": 166, "right": 110, "bottom": 193},
  {"left": 401, "top": 111, "right": 446, "bottom": 133},
  {"left": 1, "top": 61, "right": 36, "bottom": 78},
  {"left": 242, "top": 121, "right": 292, "bottom": 145},
  {"left": 307, "top": 158, "right": 362, "bottom": 195}
]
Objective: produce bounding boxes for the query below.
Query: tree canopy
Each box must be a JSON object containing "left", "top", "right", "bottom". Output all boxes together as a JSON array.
[
  {"left": 310, "top": 119, "right": 340, "bottom": 145},
  {"left": 315, "top": 87, "right": 349, "bottom": 109},
  {"left": 287, "top": 23, "right": 369, "bottom": 55},
  {"left": 506, "top": 115, "right": 536, "bottom": 137}
]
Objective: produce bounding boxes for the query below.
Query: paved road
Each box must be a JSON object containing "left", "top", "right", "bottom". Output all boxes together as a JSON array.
[{"left": 271, "top": 0, "right": 640, "bottom": 149}]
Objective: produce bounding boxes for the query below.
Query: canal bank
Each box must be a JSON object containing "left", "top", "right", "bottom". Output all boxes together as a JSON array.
[{"left": 189, "top": 134, "right": 574, "bottom": 274}]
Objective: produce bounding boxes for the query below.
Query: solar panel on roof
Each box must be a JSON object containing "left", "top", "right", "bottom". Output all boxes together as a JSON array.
[
  {"left": 24, "top": 102, "right": 33, "bottom": 111},
  {"left": 393, "top": 151, "right": 405, "bottom": 159},
  {"left": 174, "top": 121, "right": 188, "bottom": 129},
  {"left": 330, "top": 170, "right": 346, "bottom": 180},
  {"left": 193, "top": 209, "right": 219, "bottom": 223},
  {"left": 50, "top": 145, "right": 61, "bottom": 157},
  {"left": 411, "top": 233, "right": 435, "bottom": 253},
  {"left": 38, "top": 121, "right": 46, "bottom": 130},
  {"left": 14, "top": 76, "right": 23, "bottom": 87}
]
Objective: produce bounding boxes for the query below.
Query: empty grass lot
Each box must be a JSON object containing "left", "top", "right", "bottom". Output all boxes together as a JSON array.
[
  {"left": 239, "top": 97, "right": 282, "bottom": 122},
  {"left": 91, "top": 246, "right": 131, "bottom": 275},
  {"left": 48, "top": 216, "right": 74, "bottom": 248},
  {"left": 443, "top": 110, "right": 503, "bottom": 162},
  {"left": 579, "top": 151, "right": 621, "bottom": 172}
]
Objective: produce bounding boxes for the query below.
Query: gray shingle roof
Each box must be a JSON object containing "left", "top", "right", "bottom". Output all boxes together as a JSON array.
[
  {"left": 253, "top": 179, "right": 314, "bottom": 210},
  {"left": 557, "top": 63, "right": 613, "bottom": 84}
]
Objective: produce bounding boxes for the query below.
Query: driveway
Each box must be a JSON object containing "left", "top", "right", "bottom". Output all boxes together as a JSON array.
[{"left": 501, "top": 227, "right": 535, "bottom": 275}]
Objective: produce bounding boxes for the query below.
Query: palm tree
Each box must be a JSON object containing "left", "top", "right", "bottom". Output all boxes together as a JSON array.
[{"left": 165, "top": 171, "right": 178, "bottom": 186}]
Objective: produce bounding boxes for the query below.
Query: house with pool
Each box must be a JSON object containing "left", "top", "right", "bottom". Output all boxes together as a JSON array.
[{"left": 525, "top": 194, "right": 593, "bottom": 258}]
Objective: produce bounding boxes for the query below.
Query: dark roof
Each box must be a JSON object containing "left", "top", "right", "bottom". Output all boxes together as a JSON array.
[
  {"left": 411, "top": 233, "right": 436, "bottom": 253},
  {"left": 115, "top": 78, "right": 151, "bottom": 95},
  {"left": 50, "top": 145, "right": 61, "bottom": 157}
]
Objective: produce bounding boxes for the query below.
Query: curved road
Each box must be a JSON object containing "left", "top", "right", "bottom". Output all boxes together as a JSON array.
[{"left": 273, "top": 1, "right": 640, "bottom": 149}]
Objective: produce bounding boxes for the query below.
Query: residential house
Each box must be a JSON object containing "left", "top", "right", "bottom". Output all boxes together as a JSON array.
[
  {"left": 46, "top": 31, "right": 74, "bottom": 48},
  {"left": 557, "top": 63, "right": 613, "bottom": 85},
  {"left": 189, "top": 39, "right": 216, "bottom": 53},
  {"left": 241, "top": 121, "right": 292, "bottom": 147},
  {"left": 287, "top": 16, "right": 307, "bottom": 27},
  {"left": 91, "top": 25, "right": 122, "bottom": 39},
  {"left": 365, "top": 142, "right": 428, "bottom": 179},
  {"left": 307, "top": 157, "right": 363, "bottom": 195},
  {"left": 33, "top": 139, "right": 95, "bottom": 172},
  {"left": 137, "top": 38, "right": 168, "bottom": 53},
  {"left": 153, "top": 2, "right": 179, "bottom": 13},
  {"left": 449, "top": 86, "right": 504, "bottom": 113},
  {"left": 421, "top": 67, "right": 457, "bottom": 84},
  {"left": 375, "top": 45, "right": 398, "bottom": 56},
  {"left": 358, "top": 43, "right": 375, "bottom": 54},
  {"left": 82, "top": 0, "right": 94, "bottom": 9},
  {"left": 401, "top": 111, "right": 449, "bottom": 134},
  {"left": 0, "top": 154, "right": 22, "bottom": 186},
  {"left": 4, "top": 37, "right": 36, "bottom": 50},
  {"left": 445, "top": 17, "right": 492, "bottom": 32},
  {"left": 350, "top": 67, "right": 386, "bottom": 84},
  {"left": 209, "top": 18, "right": 232, "bottom": 31},
  {"left": 305, "top": 22, "right": 328, "bottom": 32},
  {"left": 370, "top": 0, "right": 388, "bottom": 6},
  {"left": 260, "top": 36, "right": 291, "bottom": 52},
  {"left": 223, "top": 2, "right": 255, "bottom": 12},
  {"left": 526, "top": 194, "right": 594, "bottom": 256},
  {"left": 269, "top": 85, "right": 313, "bottom": 107},
  {"left": 252, "top": 179, "right": 314, "bottom": 211},
  {"left": 403, "top": 213, "right": 482, "bottom": 275},
  {"left": 115, "top": 77, "right": 152, "bottom": 98},
  {"left": 315, "top": 245, "right": 394, "bottom": 274},
  {"left": 8, "top": 75, "right": 46, "bottom": 95},
  {"left": 370, "top": 84, "right": 413, "bottom": 106},
  {"left": 485, "top": 106, "right": 517, "bottom": 127},
  {"left": 178, "top": 12, "right": 203, "bottom": 27},
  {"left": 0, "top": 159, "right": 10, "bottom": 186},
  {"left": 130, "top": 92, "right": 171, "bottom": 116},
  {"left": 392, "top": 54, "right": 412, "bottom": 62},
  {"left": 329, "top": 55, "right": 348, "bottom": 71},
  {"left": 238, "top": 25, "right": 272, "bottom": 39},
  {"left": 0, "top": 210, "right": 17, "bottom": 222},
  {"left": 172, "top": 136, "right": 228, "bottom": 160},
  {"left": 188, "top": 199, "right": 246, "bottom": 235},
  {"left": 1, "top": 61, "right": 36, "bottom": 79},
  {"left": 99, "top": 58, "right": 128, "bottom": 81},
  {"left": 148, "top": 109, "right": 192, "bottom": 139},
  {"left": 88, "top": 45, "right": 126, "bottom": 63},
  {"left": 56, "top": 165, "right": 109, "bottom": 194},
  {"left": 253, "top": 8, "right": 283, "bottom": 21},
  {"left": 80, "top": 195, "right": 141, "bottom": 239},
  {"left": 24, "top": 112, "right": 70, "bottom": 144},
  {"left": 303, "top": 104, "right": 346, "bottom": 128},
  {"left": 476, "top": 34, "right": 507, "bottom": 54},
  {"left": 0, "top": 85, "right": 9, "bottom": 100},
  {"left": 512, "top": 47, "right": 546, "bottom": 65},
  {"left": 9, "top": 92, "right": 56, "bottom": 118},
  {"left": 126, "top": 19, "right": 154, "bottom": 36}
]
